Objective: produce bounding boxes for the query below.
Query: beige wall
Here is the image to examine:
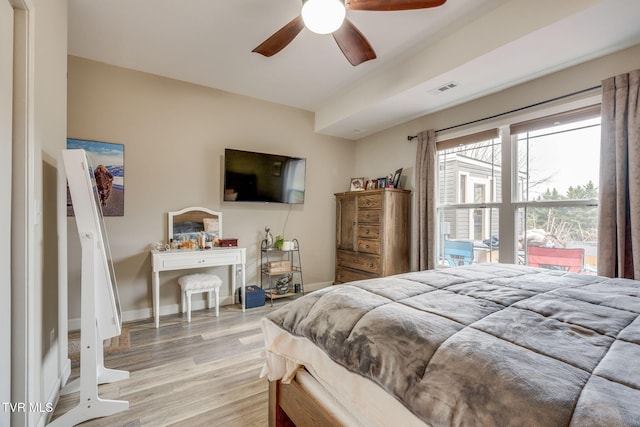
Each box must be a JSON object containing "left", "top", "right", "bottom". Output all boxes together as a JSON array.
[
  {"left": 67, "top": 56, "right": 356, "bottom": 321},
  {"left": 354, "top": 43, "right": 640, "bottom": 270}
]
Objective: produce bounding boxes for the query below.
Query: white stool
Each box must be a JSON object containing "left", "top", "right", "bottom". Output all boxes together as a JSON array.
[{"left": 178, "top": 273, "right": 223, "bottom": 322}]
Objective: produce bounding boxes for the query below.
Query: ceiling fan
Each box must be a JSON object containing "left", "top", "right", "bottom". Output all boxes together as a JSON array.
[{"left": 252, "top": 0, "right": 447, "bottom": 66}]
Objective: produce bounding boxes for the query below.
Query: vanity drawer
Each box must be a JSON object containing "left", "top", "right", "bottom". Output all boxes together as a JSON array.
[
  {"left": 357, "top": 209, "right": 381, "bottom": 224},
  {"left": 357, "top": 239, "right": 380, "bottom": 255},
  {"left": 153, "top": 250, "right": 242, "bottom": 271},
  {"left": 337, "top": 251, "right": 380, "bottom": 274}
]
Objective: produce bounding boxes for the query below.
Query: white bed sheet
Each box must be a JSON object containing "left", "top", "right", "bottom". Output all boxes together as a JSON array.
[{"left": 262, "top": 318, "right": 428, "bottom": 427}]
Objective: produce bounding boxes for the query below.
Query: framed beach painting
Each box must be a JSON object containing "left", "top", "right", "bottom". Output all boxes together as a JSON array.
[{"left": 66, "top": 138, "right": 125, "bottom": 216}]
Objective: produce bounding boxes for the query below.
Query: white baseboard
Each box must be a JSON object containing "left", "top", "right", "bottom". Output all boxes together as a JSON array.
[
  {"left": 68, "top": 281, "right": 333, "bottom": 329},
  {"left": 42, "top": 365, "right": 67, "bottom": 427}
]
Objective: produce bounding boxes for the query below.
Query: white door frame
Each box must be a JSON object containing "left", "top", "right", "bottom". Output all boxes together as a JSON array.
[
  {"left": 1, "top": 2, "right": 15, "bottom": 427},
  {"left": 9, "top": 1, "right": 36, "bottom": 426}
]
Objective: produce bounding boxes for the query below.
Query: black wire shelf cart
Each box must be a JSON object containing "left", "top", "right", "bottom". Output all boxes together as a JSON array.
[{"left": 260, "top": 238, "right": 304, "bottom": 306}]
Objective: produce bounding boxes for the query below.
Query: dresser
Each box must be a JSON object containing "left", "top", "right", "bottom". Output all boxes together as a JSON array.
[{"left": 334, "top": 188, "right": 410, "bottom": 283}]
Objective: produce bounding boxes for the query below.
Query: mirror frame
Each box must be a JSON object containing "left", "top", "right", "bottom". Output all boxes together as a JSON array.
[{"left": 167, "top": 206, "right": 223, "bottom": 241}]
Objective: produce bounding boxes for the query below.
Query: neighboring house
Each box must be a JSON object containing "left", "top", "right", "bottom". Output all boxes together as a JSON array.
[
  {"left": 439, "top": 152, "right": 528, "bottom": 243},
  {"left": 439, "top": 153, "right": 502, "bottom": 242}
]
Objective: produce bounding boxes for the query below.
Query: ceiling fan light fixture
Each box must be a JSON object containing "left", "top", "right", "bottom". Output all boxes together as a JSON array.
[{"left": 301, "top": 0, "right": 346, "bottom": 34}]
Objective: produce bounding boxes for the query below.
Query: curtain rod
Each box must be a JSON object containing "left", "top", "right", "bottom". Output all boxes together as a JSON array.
[{"left": 407, "top": 85, "right": 602, "bottom": 141}]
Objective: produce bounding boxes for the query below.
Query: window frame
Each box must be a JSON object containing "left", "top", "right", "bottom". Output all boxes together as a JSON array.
[{"left": 435, "top": 96, "right": 602, "bottom": 265}]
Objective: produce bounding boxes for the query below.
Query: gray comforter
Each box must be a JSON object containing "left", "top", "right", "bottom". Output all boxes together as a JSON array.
[{"left": 265, "top": 264, "right": 640, "bottom": 426}]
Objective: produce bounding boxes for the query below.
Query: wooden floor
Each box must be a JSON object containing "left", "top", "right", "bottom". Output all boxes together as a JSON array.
[{"left": 51, "top": 301, "right": 289, "bottom": 427}]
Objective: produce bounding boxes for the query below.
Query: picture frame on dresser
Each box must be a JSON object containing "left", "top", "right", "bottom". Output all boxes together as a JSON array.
[
  {"left": 350, "top": 177, "right": 365, "bottom": 191},
  {"left": 392, "top": 168, "right": 403, "bottom": 188}
]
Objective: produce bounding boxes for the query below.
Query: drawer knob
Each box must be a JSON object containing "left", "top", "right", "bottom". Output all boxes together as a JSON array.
[
  {"left": 369, "top": 263, "right": 374, "bottom": 268},
  {"left": 365, "top": 244, "right": 369, "bottom": 248},
  {"left": 365, "top": 229, "right": 370, "bottom": 234}
]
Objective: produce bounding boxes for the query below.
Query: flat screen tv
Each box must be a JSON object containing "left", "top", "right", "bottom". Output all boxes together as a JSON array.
[{"left": 224, "top": 148, "right": 306, "bottom": 204}]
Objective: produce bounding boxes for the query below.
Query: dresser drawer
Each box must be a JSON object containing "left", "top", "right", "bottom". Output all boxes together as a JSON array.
[
  {"left": 357, "top": 209, "right": 381, "bottom": 224},
  {"left": 357, "top": 239, "right": 380, "bottom": 255},
  {"left": 337, "top": 251, "right": 380, "bottom": 274},
  {"left": 335, "top": 267, "right": 379, "bottom": 284},
  {"left": 357, "top": 225, "right": 380, "bottom": 239},
  {"left": 358, "top": 193, "right": 382, "bottom": 209}
]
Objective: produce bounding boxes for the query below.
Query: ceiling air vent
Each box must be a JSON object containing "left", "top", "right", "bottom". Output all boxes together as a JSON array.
[{"left": 428, "top": 81, "right": 460, "bottom": 96}]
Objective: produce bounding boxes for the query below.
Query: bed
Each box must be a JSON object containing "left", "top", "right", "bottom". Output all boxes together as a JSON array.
[{"left": 261, "top": 263, "right": 640, "bottom": 427}]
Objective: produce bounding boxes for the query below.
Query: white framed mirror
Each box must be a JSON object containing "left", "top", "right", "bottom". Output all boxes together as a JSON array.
[{"left": 168, "top": 206, "right": 223, "bottom": 243}]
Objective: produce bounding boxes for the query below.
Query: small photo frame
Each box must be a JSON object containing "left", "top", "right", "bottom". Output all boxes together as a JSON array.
[
  {"left": 377, "top": 177, "right": 387, "bottom": 188},
  {"left": 392, "top": 168, "right": 403, "bottom": 188},
  {"left": 350, "top": 177, "right": 365, "bottom": 191},
  {"left": 272, "top": 161, "right": 282, "bottom": 177},
  {"left": 203, "top": 217, "right": 219, "bottom": 233}
]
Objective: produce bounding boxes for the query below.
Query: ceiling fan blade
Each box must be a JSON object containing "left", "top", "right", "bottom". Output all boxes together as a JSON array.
[
  {"left": 332, "top": 19, "right": 376, "bottom": 66},
  {"left": 345, "top": 0, "right": 446, "bottom": 11},
  {"left": 252, "top": 15, "right": 305, "bottom": 57}
]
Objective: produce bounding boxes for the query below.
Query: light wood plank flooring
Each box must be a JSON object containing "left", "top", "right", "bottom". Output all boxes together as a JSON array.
[{"left": 51, "top": 301, "right": 290, "bottom": 427}]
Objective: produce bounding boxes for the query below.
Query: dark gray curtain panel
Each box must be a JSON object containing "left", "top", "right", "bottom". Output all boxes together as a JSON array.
[
  {"left": 413, "top": 129, "right": 437, "bottom": 271},
  {"left": 598, "top": 69, "right": 640, "bottom": 279}
]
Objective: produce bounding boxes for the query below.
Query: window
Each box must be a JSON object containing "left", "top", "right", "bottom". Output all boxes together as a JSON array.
[
  {"left": 437, "top": 130, "right": 501, "bottom": 264},
  {"left": 437, "top": 105, "right": 601, "bottom": 271}
]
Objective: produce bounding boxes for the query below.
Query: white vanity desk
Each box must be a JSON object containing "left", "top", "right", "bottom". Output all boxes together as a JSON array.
[
  {"left": 151, "top": 247, "right": 246, "bottom": 328},
  {"left": 151, "top": 206, "right": 246, "bottom": 328}
]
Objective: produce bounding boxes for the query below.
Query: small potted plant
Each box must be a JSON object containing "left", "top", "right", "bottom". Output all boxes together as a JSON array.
[{"left": 274, "top": 235, "right": 284, "bottom": 249}]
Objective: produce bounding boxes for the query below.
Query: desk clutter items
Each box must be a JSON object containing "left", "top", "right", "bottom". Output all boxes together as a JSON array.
[
  {"left": 238, "top": 285, "right": 266, "bottom": 309},
  {"left": 165, "top": 207, "right": 229, "bottom": 250},
  {"left": 218, "top": 238, "right": 238, "bottom": 247},
  {"left": 178, "top": 273, "right": 223, "bottom": 322},
  {"left": 155, "top": 235, "right": 239, "bottom": 251}
]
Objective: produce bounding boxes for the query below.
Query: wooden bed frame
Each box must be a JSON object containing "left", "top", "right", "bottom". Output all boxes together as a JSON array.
[{"left": 269, "top": 379, "right": 345, "bottom": 427}]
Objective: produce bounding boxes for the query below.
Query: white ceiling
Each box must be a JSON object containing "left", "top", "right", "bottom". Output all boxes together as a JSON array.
[{"left": 68, "top": 0, "right": 640, "bottom": 140}]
